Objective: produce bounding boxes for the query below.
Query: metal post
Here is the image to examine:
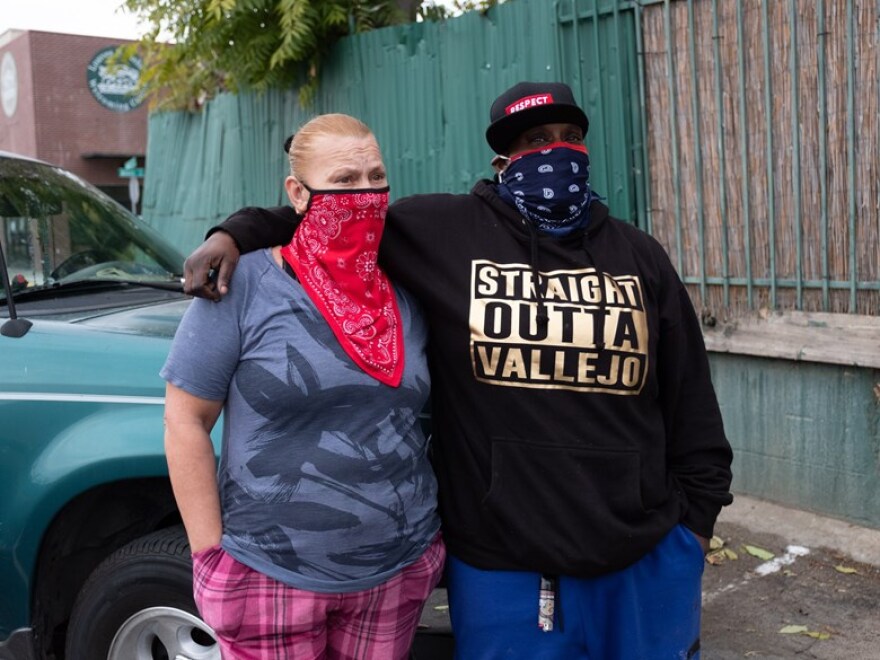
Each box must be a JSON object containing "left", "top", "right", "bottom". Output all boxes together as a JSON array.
[
  {"left": 736, "top": 0, "right": 753, "bottom": 308},
  {"left": 687, "top": 0, "right": 707, "bottom": 301},
  {"left": 590, "top": 0, "right": 606, "bottom": 174},
  {"left": 571, "top": 0, "right": 584, "bottom": 100},
  {"left": 633, "top": 0, "right": 654, "bottom": 234},
  {"left": 761, "top": 0, "right": 777, "bottom": 308},
  {"left": 789, "top": 0, "right": 803, "bottom": 309},
  {"left": 817, "top": 0, "right": 830, "bottom": 310},
  {"left": 846, "top": 0, "right": 857, "bottom": 311},
  {"left": 711, "top": 0, "right": 730, "bottom": 308},
  {"left": 664, "top": 0, "right": 684, "bottom": 275}
]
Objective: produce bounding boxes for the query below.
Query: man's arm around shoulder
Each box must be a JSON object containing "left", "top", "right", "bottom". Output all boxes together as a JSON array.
[{"left": 184, "top": 206, "right": 297, "bottom": 300}]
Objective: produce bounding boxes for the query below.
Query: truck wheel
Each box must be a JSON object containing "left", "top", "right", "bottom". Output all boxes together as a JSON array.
[{"left": 65, "top": 526, "right": 220, "bottom": 660}]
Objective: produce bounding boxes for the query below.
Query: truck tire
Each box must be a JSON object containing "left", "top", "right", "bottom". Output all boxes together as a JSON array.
[{"left": 65, "top": 525, "right": 219, "bottom": 660}]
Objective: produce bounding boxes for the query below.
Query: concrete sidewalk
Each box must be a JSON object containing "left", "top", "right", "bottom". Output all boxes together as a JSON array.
[
  {"left": 717, "top": 494, "right": 880, "bottom": 567},
  {"left": 703, "top": 494, "right": 880, "bottom": 659}
]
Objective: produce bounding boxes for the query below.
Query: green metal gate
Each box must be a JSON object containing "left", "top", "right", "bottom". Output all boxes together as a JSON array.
[{"left": 555, "top": 0, "right": 645, "bottom": 228}]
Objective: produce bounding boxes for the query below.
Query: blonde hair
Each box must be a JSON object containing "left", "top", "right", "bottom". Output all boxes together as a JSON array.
[{"left": 287, "top": 113, "right": 373, "bottom": 180}]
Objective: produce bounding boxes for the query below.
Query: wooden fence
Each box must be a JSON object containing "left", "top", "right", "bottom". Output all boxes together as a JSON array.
[{"left": 638, "top": 0, "right": 878, "bottom": 317}]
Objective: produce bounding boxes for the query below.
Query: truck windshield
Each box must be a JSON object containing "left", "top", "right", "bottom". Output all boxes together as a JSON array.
[{"left": 0, "top": 156, "right": 184, "bottom": 302}]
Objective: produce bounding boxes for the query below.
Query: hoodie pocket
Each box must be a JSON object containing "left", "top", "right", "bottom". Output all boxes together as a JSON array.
[{"left": 481, "top": 438, "right": 653, "bottom": 574}]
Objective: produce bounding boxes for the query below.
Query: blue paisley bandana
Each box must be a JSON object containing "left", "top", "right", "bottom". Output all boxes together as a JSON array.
[{"left": 497, "top": 142, "right": 597, "bottom": 236}]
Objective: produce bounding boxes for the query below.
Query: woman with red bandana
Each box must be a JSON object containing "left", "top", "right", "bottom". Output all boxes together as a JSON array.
[{"left": 161, "top": 113, "right": 443, "bottom": 659}]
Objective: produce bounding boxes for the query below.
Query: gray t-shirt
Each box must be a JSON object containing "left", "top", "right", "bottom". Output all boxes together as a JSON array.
[{"left": 161, "top": 249, "right": 439, "bottom": 593}]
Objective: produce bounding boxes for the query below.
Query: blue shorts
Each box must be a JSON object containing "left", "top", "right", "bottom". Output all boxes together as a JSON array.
[{"left": 446, "top": 524, "right": 705, "bottom": 659}]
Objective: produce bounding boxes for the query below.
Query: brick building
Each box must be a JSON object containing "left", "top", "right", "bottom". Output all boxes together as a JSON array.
[{"left": 0, "top": 29, "right": 148, "bottom": 212}]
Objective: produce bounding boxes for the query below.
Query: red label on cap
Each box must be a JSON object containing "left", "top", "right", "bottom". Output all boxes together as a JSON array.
[{"left": 505, "top": 94, "right": 554, "bottom": 115}]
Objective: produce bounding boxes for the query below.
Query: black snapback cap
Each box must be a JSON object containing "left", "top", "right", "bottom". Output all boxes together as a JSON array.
[{"left": 485, "top": 81, "right": 589, "bottom": 154}]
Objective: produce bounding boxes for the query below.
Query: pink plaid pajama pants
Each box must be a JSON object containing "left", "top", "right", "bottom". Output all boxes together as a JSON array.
[{"left": 191, "top": 535, "right": 445, "bottom": 660}]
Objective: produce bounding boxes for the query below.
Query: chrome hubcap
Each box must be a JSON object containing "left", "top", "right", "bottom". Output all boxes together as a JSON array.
[{"left": 108, "top": 606, "right": 219, "bottom": 660}]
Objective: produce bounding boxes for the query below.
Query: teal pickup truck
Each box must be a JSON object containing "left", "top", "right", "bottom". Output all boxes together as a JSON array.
[
  {"left": 0, "top": 152, "right": 452, "bottom": 660},
  {"left": 0, "top": 152, "right": 218, "bottom": 660}
]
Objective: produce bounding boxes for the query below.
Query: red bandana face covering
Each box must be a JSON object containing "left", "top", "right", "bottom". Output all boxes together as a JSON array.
[{"left": 280, "top": 187, "right": 404, "bottom": 387}]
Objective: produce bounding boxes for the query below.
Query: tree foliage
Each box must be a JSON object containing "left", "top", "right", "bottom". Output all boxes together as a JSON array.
[
  {"left": 122, "top": 0, "right": 504, "bottom": 112},
  {"left": 122, "top": 0, "right": 399, "bottom": 111}
]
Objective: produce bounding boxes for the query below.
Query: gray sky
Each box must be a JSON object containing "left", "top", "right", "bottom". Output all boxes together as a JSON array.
[{"left": 0, "top": 0, "right": 145, "bottom": 40}]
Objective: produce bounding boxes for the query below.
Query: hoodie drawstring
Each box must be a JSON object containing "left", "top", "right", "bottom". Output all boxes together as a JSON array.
[
  {"left": 526, "top": 221, "right": 550, "bottom": 327},
  {"left": 581, "top": 234, "right": 607, "bottom": 350}
]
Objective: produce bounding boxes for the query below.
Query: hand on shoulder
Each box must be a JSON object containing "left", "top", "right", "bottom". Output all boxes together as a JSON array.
[{"left": 184, "top": 231, "right": 241, "bottom": 301}]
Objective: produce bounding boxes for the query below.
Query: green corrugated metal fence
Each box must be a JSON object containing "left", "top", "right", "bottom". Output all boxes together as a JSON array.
[{"left": 142, "top": 0, "right": 642, "bottom": 252}]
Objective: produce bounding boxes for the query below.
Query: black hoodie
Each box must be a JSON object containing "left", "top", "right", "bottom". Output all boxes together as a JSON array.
[{"left": 216, "top": 180, "right": 733, "bottom": 578}]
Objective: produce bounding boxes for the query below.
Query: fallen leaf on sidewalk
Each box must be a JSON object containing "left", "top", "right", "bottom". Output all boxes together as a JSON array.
[
  {"left": 834, "top": 565, "right": 858, "bottom": 574},
  {"left": 744, "top": 545, "right": 775, "bottom": 561},
  {"left": 706, "top": 546, "right": 739, "bottom": 565},
  {"left": 707, "top": 551, "right": 725, "bottom": 565},
  {"left": 779, "top": 625, "right": 809, "bottom": 634},
  {"left": 706, "top": 551, "right": 723, "bottom": 565},
  {"left": 710, "top": 535, "right": 725, "bottom": 550},
  {"left": 778, "top": 624, "right": 831, "bottom": 640}
]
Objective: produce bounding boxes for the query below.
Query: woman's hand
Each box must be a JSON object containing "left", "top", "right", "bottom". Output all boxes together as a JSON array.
[{"left": 183, "top": 231, "right": 241, "bottom": 301}]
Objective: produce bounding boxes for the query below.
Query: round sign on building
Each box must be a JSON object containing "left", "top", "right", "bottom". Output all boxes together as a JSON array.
[{"left": 86, "top": 47, "right": 145, "bottom": 112}]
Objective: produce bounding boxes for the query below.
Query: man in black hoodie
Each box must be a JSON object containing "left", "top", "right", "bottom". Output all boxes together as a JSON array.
[{"left": 183, "top": 82, "right": 733, "bottom": 659}]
